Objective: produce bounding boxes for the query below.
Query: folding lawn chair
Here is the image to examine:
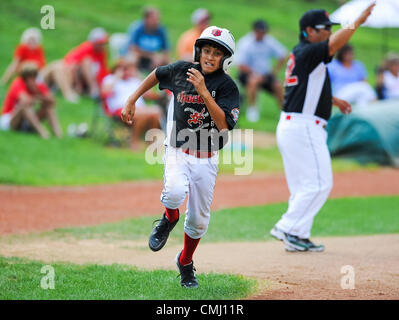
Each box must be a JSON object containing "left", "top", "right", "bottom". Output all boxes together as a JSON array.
[{"left": 89, "top": 96, "right": 132, "bottom": 147}]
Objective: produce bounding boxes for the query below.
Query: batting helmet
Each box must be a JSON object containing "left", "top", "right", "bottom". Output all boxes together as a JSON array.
[{"left": 193, "top": 26, "right": 235, "bottom": 72}]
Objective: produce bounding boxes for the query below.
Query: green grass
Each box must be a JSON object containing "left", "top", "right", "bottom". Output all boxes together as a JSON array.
[
  {"left": 1, "top": 0, "right": 397, "bottom": 129},
  {"left": 27, "top": 196, "right": 398, "bottom": 243},
  {"left": 1, "top": 196, "right": 397, "bottom": 300},
  {"left": 219, "top": 145, "right": 377, "bottom": 175},
  {"left": 0, "top": 82, "right": 374, "bottom": 186},
  {"left": 0, "top": 101, "right": 373, "bottom": 185},
  {"left": 0, "top": 130, "right": 163, "bottom": 186},
  {"left": 1, "top": 0, "right": 397, "bottom": 84},
  {"left": 1, "top": 0, "right": 397, "bottom": 116},
  {"left": 0, "top": 256, "right": 257, "bottom": 300},
  {"left": 0, "top": 0, "right": 393, "bottom": 186}
]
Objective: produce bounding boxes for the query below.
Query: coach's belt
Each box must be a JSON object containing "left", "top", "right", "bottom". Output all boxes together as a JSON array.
[
  {"left": 285, "top": 114, "right": 327, "bottom": 129},
  {"left": 181, "top": 148, "right": 215, "bottom": 158}
]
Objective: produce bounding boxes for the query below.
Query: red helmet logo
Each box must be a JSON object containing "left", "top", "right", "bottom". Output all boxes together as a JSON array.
[{"left": 212, "top": 29, "right": 222, "bottom": 36}]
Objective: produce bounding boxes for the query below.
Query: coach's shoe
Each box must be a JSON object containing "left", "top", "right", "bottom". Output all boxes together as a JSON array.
[
  {"left": 175, "top": 251, "right": 198, "bottom": 289},
  {"left": 270, "top": 226, "right": 285, "bottom": 241},
  {"left": 300, "top": 238, "right": 325, "bottom": 252},
  {"left": 283, "top": 233, "right": 309, "bottom": 252},
  {"left": 149, "top": 211, "right": 179, "bottom": 252}
]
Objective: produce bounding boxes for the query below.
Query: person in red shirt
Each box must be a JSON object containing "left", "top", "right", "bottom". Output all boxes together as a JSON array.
[
  {"left": 0, "top": 62, "right": 62, "bottom": 139},
  {"left": 176, "top": 8, "right": 210, "bottom": 61},
  {"left": 1, "top": 28, "right": 46, "bottom": 85},
  {"left": 41, "top": 27, "right": 109, "bottom": 103}
]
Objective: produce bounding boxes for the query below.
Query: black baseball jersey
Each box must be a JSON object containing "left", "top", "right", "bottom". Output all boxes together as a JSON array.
[
  {"left": 156, "top": 61, "right": 240, "bottom": 152},
  {"left": 283, "top": 39, "right": 333, "bottom": 120}
]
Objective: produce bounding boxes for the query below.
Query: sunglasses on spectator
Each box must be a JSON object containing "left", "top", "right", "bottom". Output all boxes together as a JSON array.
[{"left": 314, "top": 24, "right": 331, "bottom": 31}]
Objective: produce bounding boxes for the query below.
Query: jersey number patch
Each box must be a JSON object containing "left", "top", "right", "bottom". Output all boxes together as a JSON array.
[{"left": 284, "top": 53, "right": 298, "bottom": 87}]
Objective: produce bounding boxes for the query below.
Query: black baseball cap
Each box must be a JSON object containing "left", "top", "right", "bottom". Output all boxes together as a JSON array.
[
  {"left": 253, "top": 19, "right": 269, "bottom": 32},
  {"left": 299, "top": 9, "right": 339, "bottom": 31}
]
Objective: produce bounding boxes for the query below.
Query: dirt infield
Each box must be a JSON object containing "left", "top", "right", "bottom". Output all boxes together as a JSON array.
[
  {"left": 1, "top": 234, "right": 398, "bottom": 299},
  {"left": 1, "top": 168, "right": 398, "bottom": 300},
  {"left": 1, "top": 168, "right": 399, "bottom": 235}
]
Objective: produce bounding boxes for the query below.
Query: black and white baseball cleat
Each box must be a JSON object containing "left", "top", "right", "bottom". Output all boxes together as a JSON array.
[
  {"left": 270, "top": 226, "right": 285, "bottom": 241},
  {"left": 175, "top": 251, "right": 198, "bottom": 289},
  {"left": 149, "top": 211, "right": 179, "bottom": 252}
]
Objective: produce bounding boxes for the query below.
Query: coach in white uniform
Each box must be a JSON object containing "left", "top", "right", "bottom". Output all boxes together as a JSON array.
[{"left": 270, "top": 4, "right": 375, "bottom": 252}]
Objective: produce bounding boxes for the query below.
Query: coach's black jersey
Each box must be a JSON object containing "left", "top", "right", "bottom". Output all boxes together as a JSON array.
[
  {"left": 283, "top": 40, "right": 333, "bottom": 120},
  {"left": 156, "top": 61, "right": 240, "bottom": 152}
]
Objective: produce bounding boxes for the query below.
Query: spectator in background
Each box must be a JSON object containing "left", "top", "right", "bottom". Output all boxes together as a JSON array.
[
  {"left": 101, "top": 56, "right": 162, "bottom": 150},
  {"left": 176, "top": 8, "right": 210, "bottom": 61},
  {"left": 41, "top": 27, "right": 109, "bottom": 103},
  {"left": 0, "top": 62, "right": 62, "bottom": 139},
  {"left": 376, "top": 53, "right": 399, "bottom": 100},
  {"left": 126, "top": 7, "right": 169, "bottom": 73},
  {"left": 1, "top": 28, "right": 46, "bottom": 85},
  {"left": 328, "top": 44, "right": 376, "bottom": 108},
  {"left": 235, "top": 20, "right": 287, "bottom": 122}
]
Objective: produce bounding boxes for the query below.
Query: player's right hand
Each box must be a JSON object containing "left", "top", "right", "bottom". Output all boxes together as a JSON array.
[{"left": 121, "top": 103, "right": 136, "bottom": 125}]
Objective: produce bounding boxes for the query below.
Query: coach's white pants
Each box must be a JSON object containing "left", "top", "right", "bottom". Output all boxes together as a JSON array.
[
  {"left": 275, "top": 112, "right": 333, "bottom": 239},
  {"left": 160, "top": 146, "right": 219, "bottom": 239}
]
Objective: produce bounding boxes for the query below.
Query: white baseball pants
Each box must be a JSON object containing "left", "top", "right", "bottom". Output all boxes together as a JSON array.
[
  {"left": 275, "top": 112, "right": 333, "bottom": 239},
  {"left": 160, "top": 146, "right": 219, "bottom": 239}
]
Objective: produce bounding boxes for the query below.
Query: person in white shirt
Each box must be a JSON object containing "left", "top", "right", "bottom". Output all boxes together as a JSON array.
[
  {"left": 327, "top": 44, "right": 376, "bottom": 108},
  {"left": 235, "top": 20, "right": 288, "bottom": 122},
  {"left": 101, "top": 56, "right": 162, "bottom": 150},
  {"left": 377, "top": 53, "right": 399, "bottom": 100}
]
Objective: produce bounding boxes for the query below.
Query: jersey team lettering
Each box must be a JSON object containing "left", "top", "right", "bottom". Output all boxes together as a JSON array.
[{"left": 177, "top": 91, "right": 205, "bottom": 106}]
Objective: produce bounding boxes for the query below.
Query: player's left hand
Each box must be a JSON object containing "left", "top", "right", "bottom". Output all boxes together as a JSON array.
[
  {"left": 187, "top": 68, "right": 207, "bottom": 96},
  {"left": 333, "top": 97, "right": 352, "bottom": 115}
]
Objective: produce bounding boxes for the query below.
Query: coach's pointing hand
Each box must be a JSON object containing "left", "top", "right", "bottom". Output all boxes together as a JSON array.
[{"left": 357, "top": 2, "right": 376, "bottom": 26}]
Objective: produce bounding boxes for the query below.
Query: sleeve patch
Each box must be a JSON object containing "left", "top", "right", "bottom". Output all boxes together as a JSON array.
[{"left": 231, "top": 108, "right": 240, "bottom": 122}]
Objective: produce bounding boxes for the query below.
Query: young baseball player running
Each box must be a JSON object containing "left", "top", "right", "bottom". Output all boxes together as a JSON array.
[
  {"left": 270, "top": 3, "right": 375, "bottom": 252},
  {"left": 121, "top": 26, "right": 239, "bottom": 288}
]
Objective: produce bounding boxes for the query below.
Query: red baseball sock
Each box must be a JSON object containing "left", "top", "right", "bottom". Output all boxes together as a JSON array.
[
  {"left": 165, "top": 208, "right": 179, "bottom": 223},
  {"left": 179, "top": 233, "right": 201, "bottom": 266}
]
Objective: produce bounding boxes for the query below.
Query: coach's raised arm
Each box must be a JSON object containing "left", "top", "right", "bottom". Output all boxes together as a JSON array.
[{"left": 328, "top": 2, "right": 375, "bottom": 56}]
